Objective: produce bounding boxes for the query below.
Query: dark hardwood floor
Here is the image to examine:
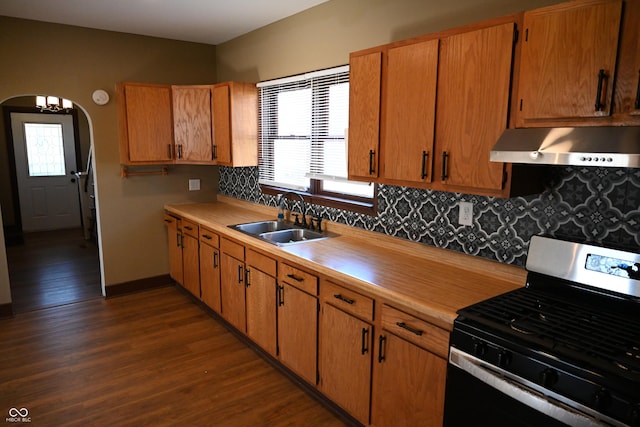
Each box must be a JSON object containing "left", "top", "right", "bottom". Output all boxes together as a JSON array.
[
  {"left": 6, "top": 228, "right": 102, "bottom": 313},
  {"left": 0, "top": 286, "right": 347, "bottom": 426}
]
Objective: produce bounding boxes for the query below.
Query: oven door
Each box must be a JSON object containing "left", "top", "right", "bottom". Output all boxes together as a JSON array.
[{"left": 444, "top": 348, "right": 612, "bottom": 427}]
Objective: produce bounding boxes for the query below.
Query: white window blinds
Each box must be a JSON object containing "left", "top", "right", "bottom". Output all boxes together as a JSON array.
[{"left": 258, "top": 65, "right": 350, "bottom": 191}]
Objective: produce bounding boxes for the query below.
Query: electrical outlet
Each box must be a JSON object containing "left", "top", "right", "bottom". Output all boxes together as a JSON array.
[
  {"left": 458, "top": 201, "right": 473, "bottom": 226},
  {"left": 188, "top": 179, "right": 201, "bottom": 191}
]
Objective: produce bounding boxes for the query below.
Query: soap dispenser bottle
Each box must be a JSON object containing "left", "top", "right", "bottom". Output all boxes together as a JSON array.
[{"left": 277, "top": 195, "right": 286, "bottom": 222}]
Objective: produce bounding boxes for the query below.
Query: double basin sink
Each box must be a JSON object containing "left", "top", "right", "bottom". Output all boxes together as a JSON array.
[{"left": 229, "top": 220, "right": 336, "bottom": 246}]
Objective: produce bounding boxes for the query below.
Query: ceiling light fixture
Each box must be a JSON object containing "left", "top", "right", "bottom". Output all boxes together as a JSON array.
[{"left": 36, "top": 95, "right": 73, "bottom": 112}]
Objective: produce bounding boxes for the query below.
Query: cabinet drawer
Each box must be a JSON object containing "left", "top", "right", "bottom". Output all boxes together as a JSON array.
[
  {"left": 381, "top": 305, "right": 449, "bottom": 359},
  {"left": 246, "top": 249, "right": 276, "bottom": 277},
  {"left": 279, "top": 263, "right": 317, "bottom": 295},
  {"left": 163, "top": 213, "right": 179, "bottom": 227},
  {"left": 221, "top": 237, "right": 244, "bottom": 260},
  {"left": 322, "top": 280, "right": 374, "bottom": 322},
  {"left": 199, "top": 226, "right": 219, "bottom": 248},
  {"left": 181, "top": 219, "right": 198, "bottom": 238}
]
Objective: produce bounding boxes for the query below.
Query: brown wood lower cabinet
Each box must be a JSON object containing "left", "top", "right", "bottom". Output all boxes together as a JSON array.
[
  {"left": 245, "top": 249, "right": 278, "bottom": 357},
  {"left": 220, "top": 238, "right": 246, "bottom": 331},
  {"left": 319, "top": 303, "right": 373, "bottom": 425},
  {"left": 277, "top": 264, "right": 319, "bottom": 385},
  {"left": 164, "top": 214, "right": 183, "bottom": 285},
  {"left": 181, "top": 233, "right": 200, "bottom": 298},
  {"left": 199, "top": 236, "right": 221, "bottom": 312},
  {"left": 371, "top": 305, "right": 448, "bottom": 427}
]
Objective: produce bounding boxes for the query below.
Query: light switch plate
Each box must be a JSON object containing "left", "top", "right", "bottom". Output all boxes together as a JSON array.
[
  {"left": 458, "top": 201, "right": 473, "bottom": 226},
  {"left": 188, "top": 179, "right": 201, "bottom": 191}
]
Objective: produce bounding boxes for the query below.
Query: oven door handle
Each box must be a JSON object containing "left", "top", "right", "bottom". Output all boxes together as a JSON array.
[{"left": 449, "top": 347, "right": 614, "bottom": 427}]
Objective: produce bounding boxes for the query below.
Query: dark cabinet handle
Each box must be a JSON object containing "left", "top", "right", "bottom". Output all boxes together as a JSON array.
[
  {"left": 213, "top": 252, "right": 218, "bottom": 268},
  {"left": 368, "top": 149, "right": 376, "bottom": 175},
  {"left": 277, "top": 285, "right": 284, "bottom": 306},
  {"left": 245, "top": 269, "right": 250, "bottom": 287},
  {"left": 396, "top": 321, "right": 423, "bottom": 336},
  {"left": 378, "top": 335, "right": 386, "bottom": 363},
  {"left": 184, "top": 225, "right": 193, "bottom": 231},
  {"left": 237, "top": 266, "right": 244, "bottom": 284},
  {"left": 164, "top": 218, "right": 172, "bottom": 224},
  {"left": 201, "top": 234, "right": 212, "bottom": 240},
  {"left": 441, "top": 152, "right": 449, "bottom": 181},
  {"left": 635, "top": 69, "right": 640, "bottom": 110},
  {"left": 595, "top": 69, "right": 607, "bottom": 111},
  {"left": 168, "top": 144, "right": 173, "bottom": 159},
  {"left": 334, "top": 294, "right": 355, "bottom": 305},
  {"left": 177, "top": 144, "right": 183, "bottom": 159},
  {"left": 176, "top": 233, "right": 181, "bottom": 247},
  {"left": 421, "top": 150, "right": 429, "bottom": 179},
  {"left": 286, "top": 273, "right": 303, "bottom": 282},
  {"left": 212, "top": 144, "right": 218, "bottom": 160},
  {"left": 361, "top": 328, "right": 369, "bottom": 355}
]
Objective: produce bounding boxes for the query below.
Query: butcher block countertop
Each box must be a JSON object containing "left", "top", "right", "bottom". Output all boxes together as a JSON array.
[{"left": 165, "top": 196, "right": 526, "bottom": 331}]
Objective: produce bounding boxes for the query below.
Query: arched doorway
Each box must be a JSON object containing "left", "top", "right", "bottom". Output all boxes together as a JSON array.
[{"left": 1, "top": 95, "right": 103, "bottom": 313}]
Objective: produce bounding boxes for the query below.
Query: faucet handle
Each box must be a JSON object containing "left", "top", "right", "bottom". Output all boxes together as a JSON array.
[
  {"left": 312, "top": 216, "right": 323, "bottom": 232},
  {"left": 292, "top": 213, "right": 301, "bottom": 226}
]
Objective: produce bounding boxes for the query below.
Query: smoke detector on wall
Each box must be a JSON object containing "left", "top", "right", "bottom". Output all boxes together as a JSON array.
[{"left": 92, "top": 89, "right": 109, "bottom": 106}]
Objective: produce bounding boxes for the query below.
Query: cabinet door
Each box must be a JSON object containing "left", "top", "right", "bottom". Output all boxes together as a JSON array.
[
  {"left": 172, "top": 86, "right": 213, "bottom": 163},
  {"left": 182, "top": 233, "right": 200, "bottom": 298},
  {"left": 200, "top": 243, "right": 221, "bottom": 312},
  {"left": 212, "top": 83, "right": 233, "bottom": 165},
  {"left": 164, "top": 215, "right": 183, "bottom": 285},
  {"left": 348, "top": 51, "right": 382, "bottom": 181},
  {"left": 319, "top": 303, "right": 372, "bottom": 425},
  {"left": 371, "top": 333, "right": 447, "bottom": 427},
  {"left": 517, "top": 0, "right": 622, "bottom": 122},
  {"left": 119, "top": 83, "right": 173, "bottom": 163},
  {"left": 277, "top": 282, "right": 317, "bottom": 385},
  {"left": 220, "top": 253, "right": 246, "bottom": 332},
  {"left": 436, "top": 23, "right": 514, "bottom": 191},
  {"left": 245, "top": 267, "right": 277, "bottom": 357},
  {"left": 383, "top": 39, "right": 439, "bottom": 184}
]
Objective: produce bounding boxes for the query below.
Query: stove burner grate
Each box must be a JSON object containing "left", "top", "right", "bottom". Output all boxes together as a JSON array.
[{"left": 460, "top": 287, "right": 640, "bottom": 377}]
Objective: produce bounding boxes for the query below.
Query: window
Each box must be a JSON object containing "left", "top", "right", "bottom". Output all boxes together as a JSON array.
[
  {"left": 258, "top": 65, "right": 375, "bottom": 212},
  {"left": 23, "top": 122, "right": 66, "bottom": 177}
]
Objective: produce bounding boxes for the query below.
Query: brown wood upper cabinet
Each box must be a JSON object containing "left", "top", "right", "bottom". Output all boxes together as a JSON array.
[
  {"left": 348, "top": 16, "right": 521, "bottom": 197},
  {"left": 172, "top": 85, "right": 214, "bottom": 163},
  {"left": 212, "top": 81, "right": 259, "bottom": 167},
  {"left": 516, "top": 0, "right": 640, "bottom": 126},
  {"left": 118, "top": 81, "right": 258, "bottom": 166},
  {"left": 118, "top": 82, "right": 174, "bottom": 164}
]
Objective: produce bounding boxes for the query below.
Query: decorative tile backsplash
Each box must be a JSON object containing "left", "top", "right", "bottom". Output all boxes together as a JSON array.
[{"left": 219, "top": 166, "right": 640, "bottom": 267}]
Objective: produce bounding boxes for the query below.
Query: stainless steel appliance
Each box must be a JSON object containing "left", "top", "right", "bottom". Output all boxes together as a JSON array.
[{"left": 444, "top": 235, "right": 640, "bottom": 426}]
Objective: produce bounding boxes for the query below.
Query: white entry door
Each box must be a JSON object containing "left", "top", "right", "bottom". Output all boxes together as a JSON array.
[{"left": 11, "top": 112, "right": 81, "bottom": 232}]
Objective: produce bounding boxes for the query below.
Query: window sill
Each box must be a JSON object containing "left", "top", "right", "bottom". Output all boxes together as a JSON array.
[{"left": 261, "top": 185, "right": 377, "bottom": 216}]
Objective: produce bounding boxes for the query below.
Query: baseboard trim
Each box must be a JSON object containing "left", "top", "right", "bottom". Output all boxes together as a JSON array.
[
  {"left": 0, "top": 303, "right": 13, "bottom": 318},
  {"left": 105, "top": 274, "right": 173, "bottom": 298}
]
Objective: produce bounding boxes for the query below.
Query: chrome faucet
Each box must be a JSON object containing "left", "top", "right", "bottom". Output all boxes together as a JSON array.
[{"left": 279, "top": 191, "right": 307, "bottom": 228}]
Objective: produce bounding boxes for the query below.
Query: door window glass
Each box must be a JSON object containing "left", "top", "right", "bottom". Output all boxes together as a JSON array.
[{"left": 23, "top": 122, "right": 66, "bottom": 176}]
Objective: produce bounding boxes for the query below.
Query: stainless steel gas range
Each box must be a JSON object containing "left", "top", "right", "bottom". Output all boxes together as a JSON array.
[{"left": 444, "top": 235, "right": 640, "bottom": 426}]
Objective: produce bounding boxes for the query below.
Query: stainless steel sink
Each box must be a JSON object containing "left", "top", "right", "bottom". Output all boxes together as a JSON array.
[
  {"left": 229, "top": 220, "right": 336, "bottom": 246},
  {"left": 259, "top": 228, "right": 328, "bottom": 245},
  {"left": 230, "top": 220, "right": 296, "bottom": 235}
]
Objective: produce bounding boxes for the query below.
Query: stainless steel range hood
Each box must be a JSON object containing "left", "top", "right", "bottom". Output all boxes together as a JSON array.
[{"left": 490, "top": 127, "right": 640, "bottom": 168}]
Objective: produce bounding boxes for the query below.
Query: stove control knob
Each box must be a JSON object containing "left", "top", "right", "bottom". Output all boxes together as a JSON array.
[
  {"left": 540, "top": 368, "right": 558, "bottom": 388},
  {"left": 497, "top": 350, "right": 511, "bottom": 367},
  {"left": 473, "top": 341, "right": 487, "bottom": 358},
  {"left": 593, "top": 389, "right": 611, "bottom": 411}
]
